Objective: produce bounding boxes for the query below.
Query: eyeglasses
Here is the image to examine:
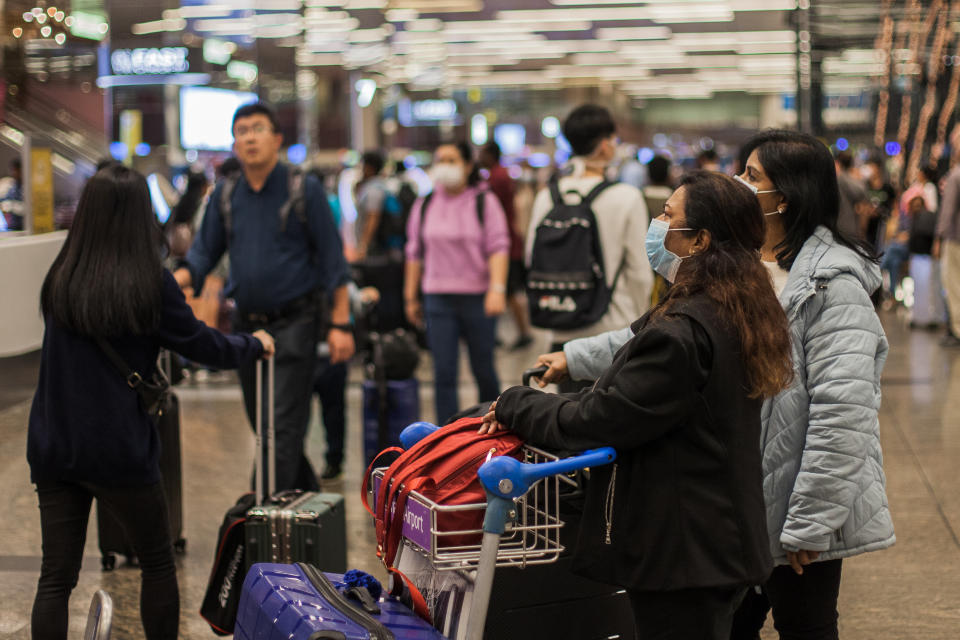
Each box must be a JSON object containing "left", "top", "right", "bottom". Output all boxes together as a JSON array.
[{"left": 234, "top": 123, "right": 270, "bottom": 138}]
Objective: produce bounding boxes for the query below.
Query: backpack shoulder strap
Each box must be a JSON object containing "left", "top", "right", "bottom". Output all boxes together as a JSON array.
[
  {"left": 548, "top": 179, "right": 563, "bottom": 207},
  {"left": 417, "top": 192, "right": 434, "bottom": 260},
  {"left": 280, "top": 166, "right": 316, "bottom": 256},
  {"left": 219, "top": 172, "right": 241, "bottom": 244},
  {"left": 581, "top": 179, "right": 615, "bottom": 208},
  {"left": 279, "top": 166, "right": 307, "bottom": 230},
  {"left": 475, "top": 190, "right": 485, "bottom": 228}
]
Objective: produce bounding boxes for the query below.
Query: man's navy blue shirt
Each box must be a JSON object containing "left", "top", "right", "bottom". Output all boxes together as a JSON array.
[{"left": 186, "top": 163, "right": 349, "bottom": 313}]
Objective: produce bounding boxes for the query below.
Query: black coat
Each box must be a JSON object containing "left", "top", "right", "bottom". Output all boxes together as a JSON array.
[{"left": 496, "top": 294, "right": 772, "bottom": 591}]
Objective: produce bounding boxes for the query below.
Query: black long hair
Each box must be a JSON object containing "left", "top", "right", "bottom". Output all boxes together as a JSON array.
[
  {"left": 170, "top": 169, "right": 209, "bottom": 226},
  {"left": 738, "top": 129, "right": 877, "bottom": 271},
  {"left": 450, "top": 141, "right": 481, "bottom": 186},
  {"left": 661, "top": 171, "right": 793, "bottom": 399},
  {"left": 41, "top": 165, "right": 165, "bottom": 337}
]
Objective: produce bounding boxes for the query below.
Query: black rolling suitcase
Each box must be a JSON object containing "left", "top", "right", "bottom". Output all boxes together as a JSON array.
[{"left": 98, "top": 350, "right": 186, "bottom": 570}]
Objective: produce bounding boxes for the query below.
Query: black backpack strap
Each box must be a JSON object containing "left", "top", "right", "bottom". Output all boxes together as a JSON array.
[
  {"left": 417, "top": 192, "right": 434, "bottom": 260},
  {"left": 581, "top": 179, "right": 615, "bottom": 207},
  {"left": 218, "top": 172, "right": 240, "bottom": 246},
  {"left": 475, "top": 191, "right": 485, "bottom": 228},
  {"left": 548, "top": 179, "right": 563, "bottom": 207},
  {"left": 280, "top": 166, "right": 316, "bottom": 258},
  {"left": 279, "top": 166, "right": 306, "bottom": 232}
]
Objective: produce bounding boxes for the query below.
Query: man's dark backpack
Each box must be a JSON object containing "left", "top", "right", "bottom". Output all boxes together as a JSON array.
[
  {"left": 218, "top": 165, "right": 313, "bottom": 253},
  {"left": 527, "top": 179, "right": 618, "bottom": 330}
]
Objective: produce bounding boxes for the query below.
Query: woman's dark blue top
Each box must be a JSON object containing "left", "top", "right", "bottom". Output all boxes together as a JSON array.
[{"left": 27, "top": 269, "right": 263, "bottom": 487}]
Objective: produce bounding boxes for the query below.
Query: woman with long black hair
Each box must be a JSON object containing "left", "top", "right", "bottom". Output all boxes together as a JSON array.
[
  {"left": 28, "top": 164, "right": 274, "bottom": 639},
  {"left": 482, "top": 171, "right": 794, "bottom": 638}
]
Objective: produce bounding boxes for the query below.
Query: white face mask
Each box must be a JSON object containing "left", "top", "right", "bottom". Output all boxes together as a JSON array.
[
  {"left": 734, "top": 173, "right": 778, "bottom": 195},
  {"left": 733, "top": 174, "right": 782, "bottom": 216},
  {"left": 432, "top": 164, "right": 465, "bottom": 190}
]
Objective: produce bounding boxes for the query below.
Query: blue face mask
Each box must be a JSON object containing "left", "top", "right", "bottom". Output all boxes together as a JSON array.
[{"left": 645, "top": 218, "right": 694, "bottom": 283}]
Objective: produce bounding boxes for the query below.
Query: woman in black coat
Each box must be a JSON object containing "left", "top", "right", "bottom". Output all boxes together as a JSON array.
[
  {"left": 28, "top": 165, "right": 274, "bottom": 640},
  {"left": 481, "top": 171, "right": 794, "bottom": 639}
]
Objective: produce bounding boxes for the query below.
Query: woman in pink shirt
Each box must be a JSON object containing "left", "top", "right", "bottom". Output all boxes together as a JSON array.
[{"left": 404, "top": 142, "right": 511, "bottom": 422}]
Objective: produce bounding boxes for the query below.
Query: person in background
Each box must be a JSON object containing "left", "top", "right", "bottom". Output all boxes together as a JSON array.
[
  {"left": 641, "top": 155, "right": 674, "bottom": 221},
  {"left": 482, "top": 171, "right": 793, "bottom": 639},
  {"left": 863, "top": 156, "right": 898, "bottom": 253},
  {"left": 175, "top": 102, "right": 354, "bottom": 493},
  {"left": 479, "top": 140, "right": 533, "bottom": 350},
  {"left": 404, "top": 141, "right": 510, "bottom": 423},
  {"left": 935, "top": 132, "right": 960, "bottom": 346},
  {"left": 355, "top": 150, "right": 405, "bottom": 260},
  {"left": 28, "top": 165, "right": 274, "bottom": 640},
  {"left": 0, "top": 158, "right": 25, "bottom": 231},
  {"left": 696, "top": 148, "right": 721, "bottom": 172},
  {"left": 526, "top": 104, "right": 653, "bottom": 392},
  {"left": 533, "top": 130, "right": 894, "bottom": 640},
  {"left": 835, "top": 150, "right": 870, "bottom": 243},
  {"left": 642, "top": 155, "right": 675, "bottom": 307}
]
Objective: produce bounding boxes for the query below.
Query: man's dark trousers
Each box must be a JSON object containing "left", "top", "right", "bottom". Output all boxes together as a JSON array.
[{"left": 237, "top": 305, "right": 320, "bottom": 493}]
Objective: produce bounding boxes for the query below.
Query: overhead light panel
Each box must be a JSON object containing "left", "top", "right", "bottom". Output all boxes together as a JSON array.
[{"left": 596, "top": 27, "right": 672, "bottom": 41}]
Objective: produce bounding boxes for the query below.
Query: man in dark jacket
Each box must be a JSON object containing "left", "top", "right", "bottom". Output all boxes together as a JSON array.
[{"left": 174, "top": 103, "right": 354, "bottom": 492}]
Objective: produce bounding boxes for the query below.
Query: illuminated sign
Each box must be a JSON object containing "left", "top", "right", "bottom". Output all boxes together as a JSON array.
[
  {"left": 412, "top": 99, "right": 457, "bottom": 121},
  {"left": 110, "top": 47, "right": 189, "bottom": 75}
]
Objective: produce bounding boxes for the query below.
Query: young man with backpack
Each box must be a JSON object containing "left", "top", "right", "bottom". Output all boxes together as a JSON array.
[
  {"left": 526, "top": 104, "right": 653, "bottom": 391},
  {"left": 354, "top": 150, "right": 405, "bottom": 260}
]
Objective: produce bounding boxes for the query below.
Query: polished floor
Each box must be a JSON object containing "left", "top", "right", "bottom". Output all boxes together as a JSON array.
[{"left": 0, "top": 310, "right": 959, "bottom": 638}]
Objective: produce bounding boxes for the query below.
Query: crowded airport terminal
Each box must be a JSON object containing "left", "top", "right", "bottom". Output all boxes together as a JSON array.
[{"left": 1, "top": 0, "right": 958, "bottom": 638}]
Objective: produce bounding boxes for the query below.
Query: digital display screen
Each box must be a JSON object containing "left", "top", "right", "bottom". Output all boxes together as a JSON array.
[
  {"left": 147, "top": 173, "right": 170, "bottom": 224},
  {"left": 180, "top": 86, "right": 257, "bottom": 151}
]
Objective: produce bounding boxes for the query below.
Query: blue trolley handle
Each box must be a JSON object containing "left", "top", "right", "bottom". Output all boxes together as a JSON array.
[
  {"left": 478, "top": 447, "right": 616, "bottom": 502},
  {"left": 464, "top": 446, "right": 617, "bottom": 640}
]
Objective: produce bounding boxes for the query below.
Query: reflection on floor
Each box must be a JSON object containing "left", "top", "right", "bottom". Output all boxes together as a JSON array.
[{"left": 0, "top": 311, "right": 959, "bottom": 638}]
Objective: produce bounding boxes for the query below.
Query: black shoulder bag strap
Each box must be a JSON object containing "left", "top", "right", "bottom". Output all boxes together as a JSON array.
[{"left": 95, "top": 338, "right": 170, "bottom": 417}]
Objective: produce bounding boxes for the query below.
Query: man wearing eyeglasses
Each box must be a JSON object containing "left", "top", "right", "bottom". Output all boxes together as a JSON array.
[{"left": 174, "top": 102, "right": 353, "bottom": 493}]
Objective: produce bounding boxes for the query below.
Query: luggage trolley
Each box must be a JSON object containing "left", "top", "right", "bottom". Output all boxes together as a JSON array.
[{"left": 375, "top": 409, "right": 617, "bottom": 639}]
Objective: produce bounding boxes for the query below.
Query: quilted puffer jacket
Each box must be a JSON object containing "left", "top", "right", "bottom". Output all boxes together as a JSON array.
[
  {"left": 762, "top": 226, "right": 894, "bottom": 564},
  {"left": 563, "top": 226, "right": 895, "bottom": 565}
]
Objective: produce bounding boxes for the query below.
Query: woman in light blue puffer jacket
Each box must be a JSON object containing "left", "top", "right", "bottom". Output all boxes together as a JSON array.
[{"left": 536, "top": 131, "right": 894, "bottom": 639}]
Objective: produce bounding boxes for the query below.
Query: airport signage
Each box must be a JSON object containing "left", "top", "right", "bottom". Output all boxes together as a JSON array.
[{"left": 110, "top": 47, "right": 190, "bottom": 76}]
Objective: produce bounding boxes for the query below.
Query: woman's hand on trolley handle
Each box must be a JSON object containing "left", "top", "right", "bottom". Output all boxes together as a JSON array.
[
  {"left": 252, "top": 330, "right": 276, "bottom": 358},
  {"left": 479, "top": 399, "right": 507, "bottom": 435},
  {"left": 533, "top": 351, "right": 569, "bottom": 387}
]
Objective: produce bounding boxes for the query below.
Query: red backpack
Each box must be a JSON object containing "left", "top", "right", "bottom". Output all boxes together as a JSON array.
[{"left": 362, "top": 417, "right": 524, "bottom": 569}]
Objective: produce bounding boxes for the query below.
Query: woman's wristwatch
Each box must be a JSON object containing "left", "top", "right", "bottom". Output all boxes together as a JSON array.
[{"left": 329, "top": 323, "right": 353, "bottom": 332}]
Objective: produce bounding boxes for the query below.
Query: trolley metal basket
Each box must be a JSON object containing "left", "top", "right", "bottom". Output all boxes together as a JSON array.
[
  {"left": 373, "top": 416, "right": 616, "bottom": 640},
  {"left": 372, "top": 443, "right": 576, "bottom": 572}
]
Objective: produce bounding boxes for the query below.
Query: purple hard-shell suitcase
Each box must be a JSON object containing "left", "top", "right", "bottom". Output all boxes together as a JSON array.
[{"left": 235, "top": 562, "right": 446, "bottom": 640}]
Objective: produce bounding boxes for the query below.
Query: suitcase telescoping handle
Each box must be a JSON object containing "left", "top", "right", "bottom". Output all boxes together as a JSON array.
[
  {"left": 521, "top": 365, "right": 549, "bottom": 388},
  {"left": 254, "top": 357, "right": 276, "bottom": 506}
]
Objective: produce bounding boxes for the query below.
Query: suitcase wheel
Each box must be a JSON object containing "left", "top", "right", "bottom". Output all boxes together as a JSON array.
[
  {"left": 174, "top": 538, "right": 187, "bottom": 554},
  {"left": 101, "top": 554, "right": 116, "bottom": 571}
]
